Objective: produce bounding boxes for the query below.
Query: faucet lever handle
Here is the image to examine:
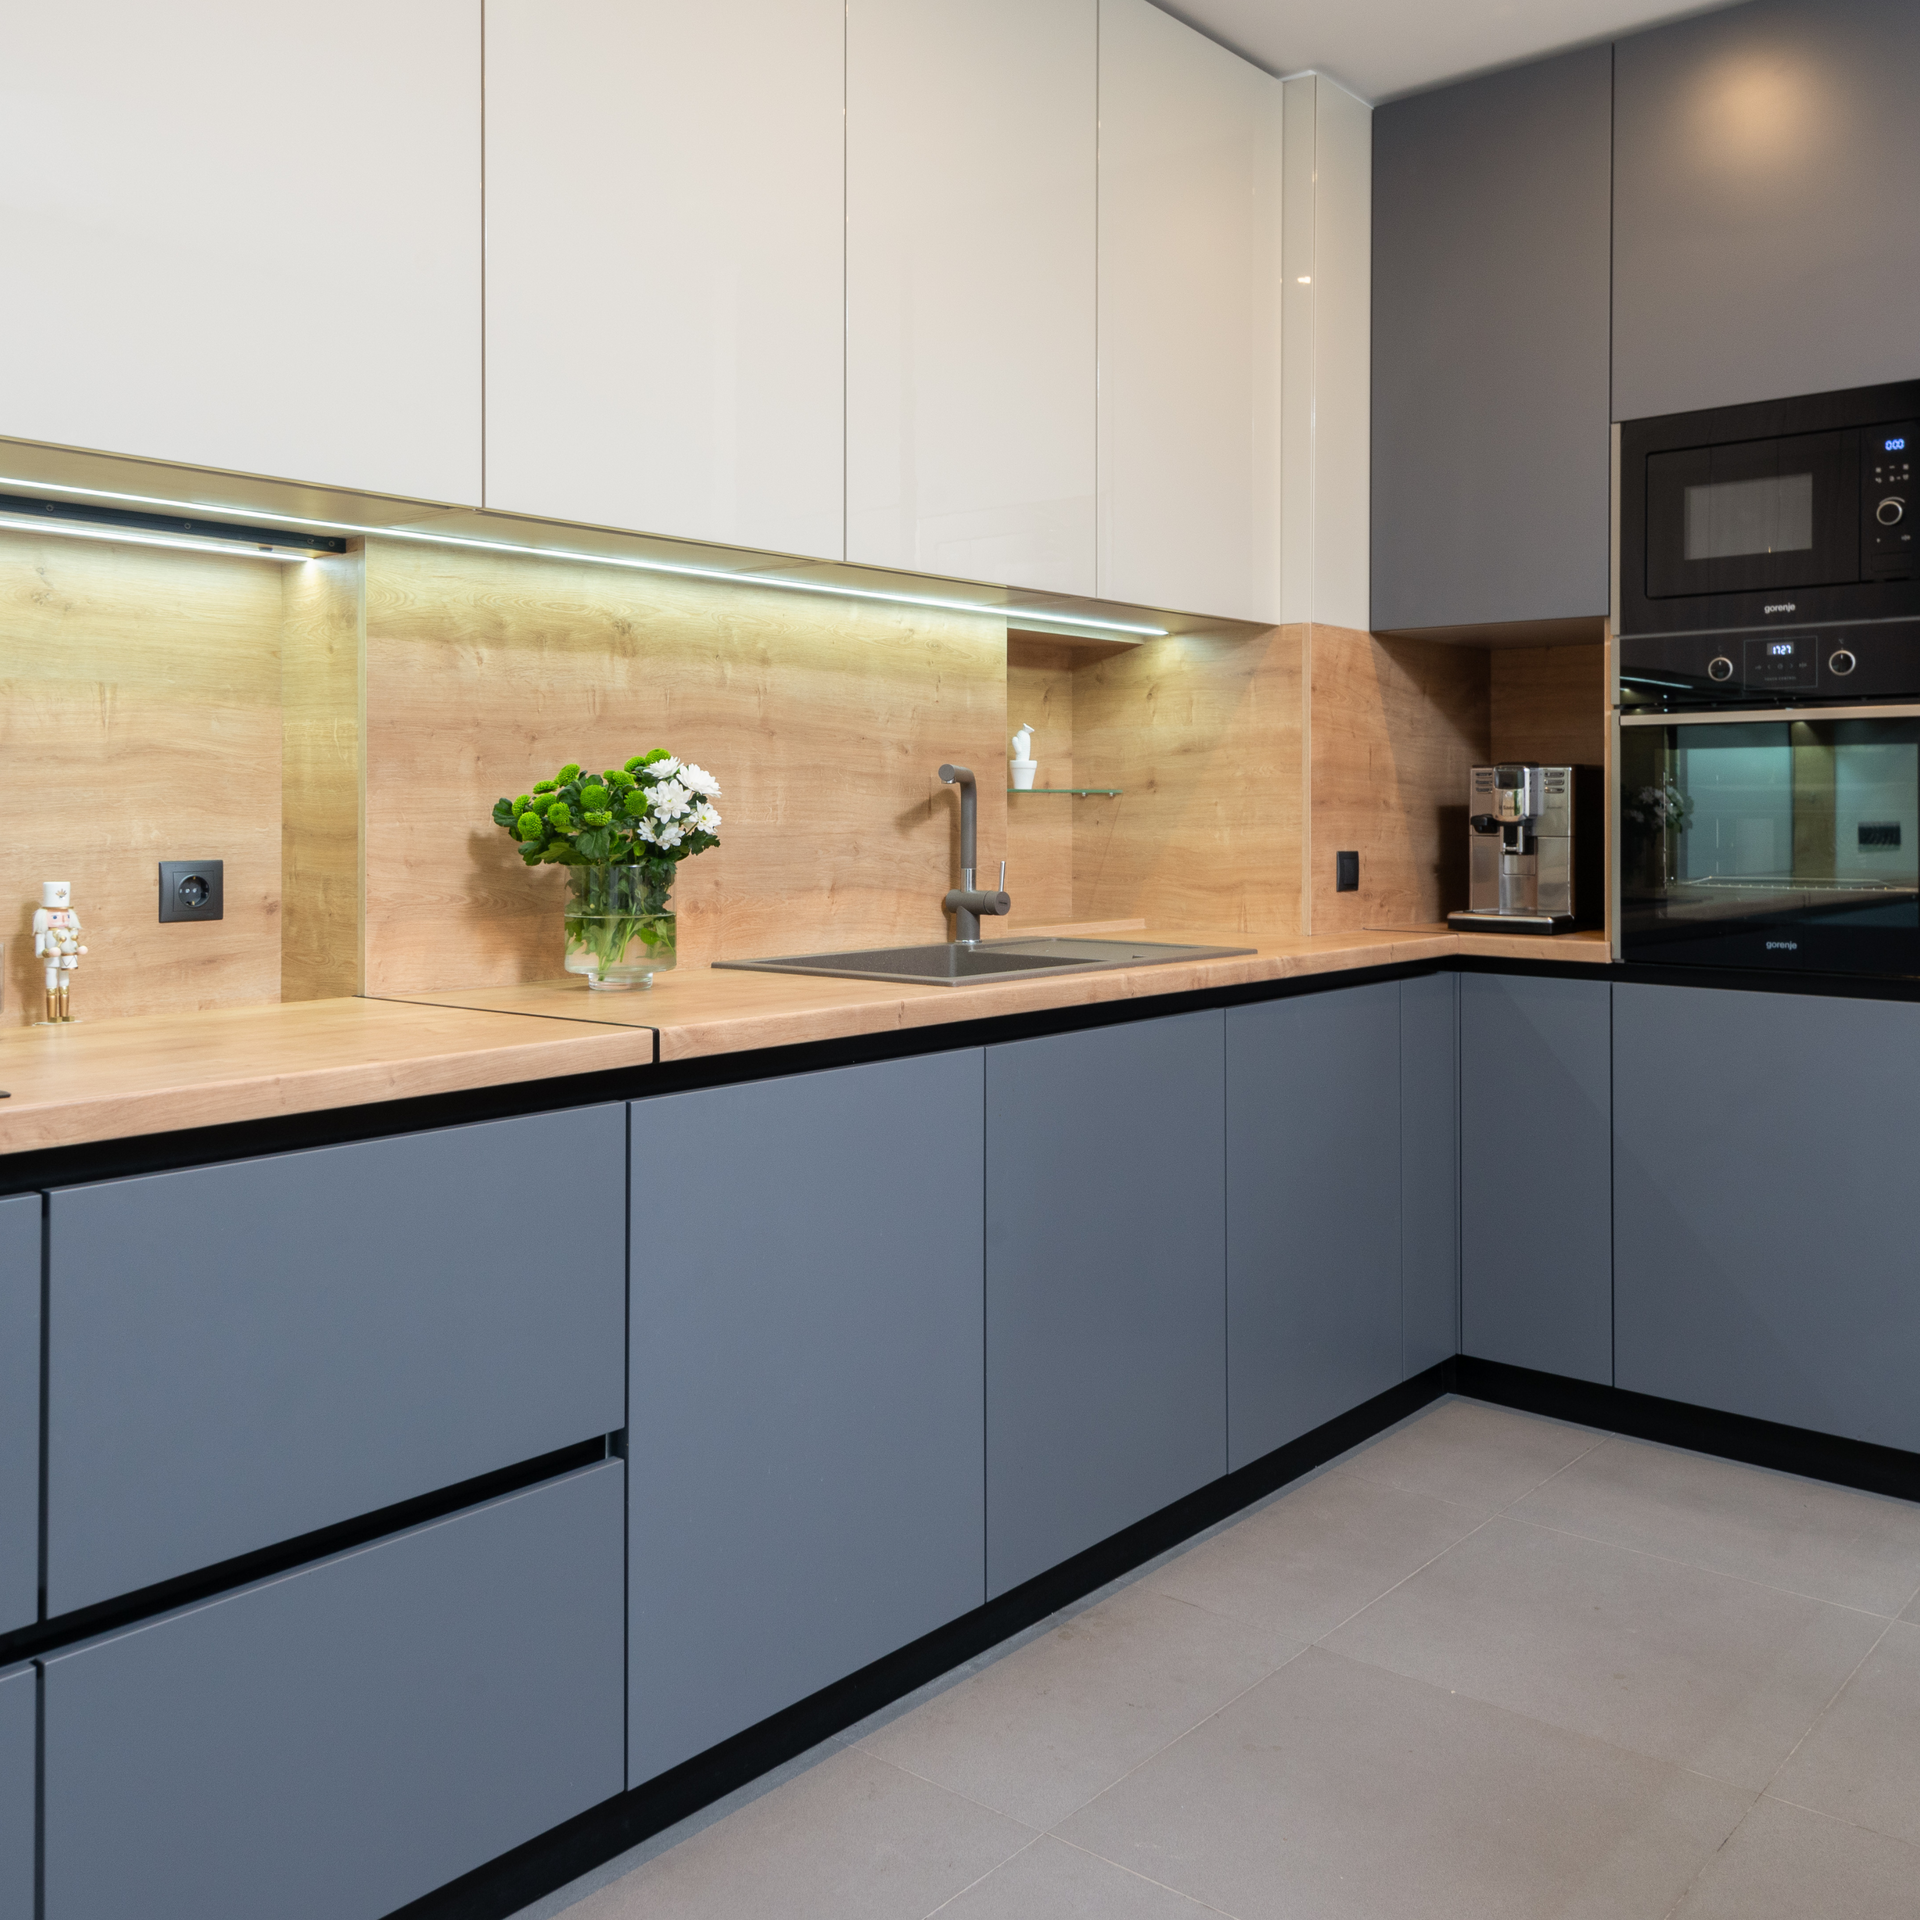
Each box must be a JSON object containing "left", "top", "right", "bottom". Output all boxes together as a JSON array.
[{"left": 998, "top": 860, "right": 1006, "bottom": 893}]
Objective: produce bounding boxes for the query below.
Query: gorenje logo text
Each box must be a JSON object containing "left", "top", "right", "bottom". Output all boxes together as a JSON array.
[
  {"left": 1763, "top": 602, "right": 1796, "bottom": 614},
  {"left": 1765, "top": 940, "right": 1799, "bottom": 951}
]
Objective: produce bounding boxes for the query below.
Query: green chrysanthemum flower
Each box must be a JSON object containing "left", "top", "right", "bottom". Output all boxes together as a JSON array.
[
  {"left": 623, "top": 755, "right": 647, "bottom": 774},
  {"left": 558, "top": 763, "right": 582, "bottom": 783},
  {"left": 514, "top": 794, "right": 532, "bottom": 812},
  {"left": 532, "top": 780, "right": 557, "bottom": 796},
  {"left": 516, "top": 811, "right": 544, "bottom": 839},
  {"left": 545, "top": 801, "right": 574, "bottom": 830},
  {"left": 583, "top": 810, "right": 613, "bottom": 828},
  {"left": 580, "top": 782, "right": 610, "bottom": 812}
]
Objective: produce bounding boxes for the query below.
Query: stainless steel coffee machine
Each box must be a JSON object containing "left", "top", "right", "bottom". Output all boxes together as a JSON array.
[{"left": 1447, "top": 763, "right": 1602, "bottom": 934}]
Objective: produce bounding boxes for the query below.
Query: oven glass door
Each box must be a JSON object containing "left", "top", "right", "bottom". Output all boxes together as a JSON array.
[
  {"left": 1644, "top": 430, "right": 1859, "bottom": 600},
  {"left": 1620, "top": 715, "right": 1920, "bottom": 974}
]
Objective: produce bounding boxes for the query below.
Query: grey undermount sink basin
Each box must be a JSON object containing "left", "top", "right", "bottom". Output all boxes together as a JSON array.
[{"left": 713, "top": 936, "right": 1255, "bottom": 987}]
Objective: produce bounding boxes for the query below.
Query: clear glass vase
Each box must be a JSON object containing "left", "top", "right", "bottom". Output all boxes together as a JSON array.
[{"left": 563, "top": 864, "right": 676, "bottom": 990}]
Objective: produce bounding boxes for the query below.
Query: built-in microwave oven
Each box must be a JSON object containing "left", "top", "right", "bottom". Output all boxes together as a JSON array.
[{"left": 1618, "top": 379, "right": 1920, "bottom": 708}]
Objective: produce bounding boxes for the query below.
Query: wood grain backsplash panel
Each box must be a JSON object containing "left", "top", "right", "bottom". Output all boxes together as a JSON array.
[
  {"left": 1489, "top": 642, "right": 1606, "bottom": 770},
  {"left": 361, "top": 539, "right": 1007, "bottom": 991},
  {"left": 0, "top": 529, "right": 284, "bottom": 1026},
  {"left": 1070, "top": 626, "right": 1306, "bottom": 936},
  {"left": 1004, "top": 636, "right": 1077, "bottom": 928}
]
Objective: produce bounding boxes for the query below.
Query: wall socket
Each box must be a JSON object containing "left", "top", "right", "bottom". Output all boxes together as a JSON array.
[
  {"left": 159, "top": 860, "right": 224, "bottom": 923},
  {"left": 1335, "top": 850, "right": 1360, "bottom": 892}
]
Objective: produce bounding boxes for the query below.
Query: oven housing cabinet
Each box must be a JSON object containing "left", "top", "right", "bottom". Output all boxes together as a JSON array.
[{"left": 1618, "top": 378, "right": 1920, "bottom": 711}]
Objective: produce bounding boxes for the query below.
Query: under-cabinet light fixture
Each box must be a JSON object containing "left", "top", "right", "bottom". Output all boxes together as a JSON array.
[
  {"left": 0, "top": 489, "right": 345, "bottom": 562},
  {"left": 0, "top": 475, "right": 1167, "bottom": 637}
]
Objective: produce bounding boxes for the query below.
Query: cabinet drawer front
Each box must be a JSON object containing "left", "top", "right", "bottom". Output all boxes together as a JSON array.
[
  {"left": 0, "top": 1198, "right": 38, "bottom": 1636},
  {"left": 987, "top": 1010, "right": 1228, "bottom": 1597},
  {"left": 0, "top": 1666, "right": 30, "bottom": 1920},
  {"left": 43, "top": 1461, "right": 623, "bottom": 1920},
  {"left": 47, "top": 1107, "right": 625, "bottom": 1614}
]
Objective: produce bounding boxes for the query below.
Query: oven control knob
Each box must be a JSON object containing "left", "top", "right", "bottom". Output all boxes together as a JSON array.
[
  {"left": 1829, "top": 648, "right": 1857, "bottom": 676},
  {"left": 1708, "top": 656, "right": 1735, "bottom": 682},
  {"left": 1879, "top": 496, "right": 1906, "bottom": 526}
]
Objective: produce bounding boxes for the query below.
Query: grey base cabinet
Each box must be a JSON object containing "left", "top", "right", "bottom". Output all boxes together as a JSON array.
[
  {"left": 46, "top": 1106, "right": 626, "bottom": 1614},
  {"left": 628, "top": 1054, "right": 987, "bottom": 1785},
  {"left": 1615, "top": 983, "right": 1920, "bottom": 1452},
  {"left": 0, "top": 1664, "right": 30, "bottom": 1920},
  {"left": 1226, "top": 983, "right": 1405, "bottom": 1468},
  {"left": 987, "top": 1012, "right": 1227, "bottom": 1597},
  {"left": 42, "top": 1462, "right": 624, "bottom": 1920},
  {"left": 1402, "top": 972, "right": 1461, "bottom": 1376},
  {"left": 1460, "top": 973, "right": 1612, "bottom": 1383},
  {"left": 0, "top": 1196, "right": 38, "bottom": 1636}
]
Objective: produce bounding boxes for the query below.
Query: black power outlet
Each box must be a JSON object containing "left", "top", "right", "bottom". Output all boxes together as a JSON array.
[
  {"left": 159, "top": 860, "right": 224, "bottom": 923},
  {"left": 1335, "top": 850, "right": 1360, "bottom": 892}
]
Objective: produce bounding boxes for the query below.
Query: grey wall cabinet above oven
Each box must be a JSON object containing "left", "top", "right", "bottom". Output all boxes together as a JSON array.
[
  {"left": 1371, "top": 43, "right": 1611, "bottom": 632},
  {"left": 1614, "top": 0, "right": 1920, "bottom": 422},
  {"left": 44, "top": 1107, "right": 627, "bottom": 1616},
  {"left": 1614, "top": 983, "right": 1920, "bottom": 1452}
]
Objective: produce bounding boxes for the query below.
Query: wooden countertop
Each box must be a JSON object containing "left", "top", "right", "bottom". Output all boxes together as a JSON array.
[
  {"left": 0, "top": 996, "right": 656, "bottom": 1155},
  {"left": 0, "top": 926, "right": 1606, "bottom": 1154},
  {"left": 382, "top": 925, "right": 1611, "bottom": 1064}
]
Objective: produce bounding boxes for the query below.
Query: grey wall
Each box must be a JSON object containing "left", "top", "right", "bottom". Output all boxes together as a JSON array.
[
  {"left": 1372, "top": 43, "right": 1612, "bottom": 631},
  {"left": 1614, "top": 0, "right": 1920, "bottom": 421}
]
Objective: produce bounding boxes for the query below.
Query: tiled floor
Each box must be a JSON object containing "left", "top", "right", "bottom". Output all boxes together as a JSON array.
[{"left": 516, "top": 1399, "right": 1920, "bottom": 1920}]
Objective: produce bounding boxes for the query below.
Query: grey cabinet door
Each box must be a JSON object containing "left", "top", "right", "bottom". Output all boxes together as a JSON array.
[
  {"left": 1460, "top": 974, "right": 1612, "bottom": 1383},
  {"left": 987, "top": 1011, "right": 1226, "bottom": 1597},
  {"left": 46, "top": 1106, "right": 626, "bottom": 1615},
  {"left": 1227, "top": 984, "right": 1404, "bottom": 1469},
  {"left": 0, "top": 1196, "right": 38, "bottom": 1635},
  {"left": 628, "top": 1052, "right": 986, "bottom": 1785},
  {"left": 1615, "top": 984, "right": 1920, "bottom": 1451},
  {"left": 42, "top": 1461, "right": 623, "bottom": 1920},
  {"left": 0, "top": 1664, "right": 30, "bottom": 1920},
  {"left": 1372, "top": 43, "right": 1611, "bottom": 631},
  {"left": 1402, "top": 972, "right": 1461, "bottom": 1378},
  {"left": 1614, "top": 0, "right": 1920, "bottom": 421}
]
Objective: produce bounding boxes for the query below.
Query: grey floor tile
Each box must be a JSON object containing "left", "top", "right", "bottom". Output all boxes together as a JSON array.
[
  {"left": 1770, "top": 1618, "right": 1920, "bottom": 1847},
  {"left": 1904, "top": 1585, "right": 1920, "bottom": 1625},
  {"left": 1330, "top": 1398, "right": 1603, "bottom": 1516},
  {"left": 1141, "top": 1465, "right": 1485, "bottom": 1642},
  {"left": 1669, "top": 1794, "right": 1920, "bottom": 1919},
  {"left": 857, "top": 1583, "right": 1300, "bottom": 1830},
  {"left": 556, "top": 1746, "right": 1032, "bottom": 1920},
  {"left": 1323, "top": 1515, "right": 1886, "bottom": 1789},
  {"left": 1508, "top": 1435, "right": 1920, "bottom": 1615},
  {"left": 930, "top": 1836, "right": 1233, "bottom": 1919},
  {"left": 1056, "top": 1647, "right": 1752, "bottom": 1920}
]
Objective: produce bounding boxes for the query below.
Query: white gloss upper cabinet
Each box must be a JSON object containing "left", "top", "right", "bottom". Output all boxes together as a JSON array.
[
  {"left": 0, "top": 2, "right": 481, "bottom": 505},
  {"left": 483, "top": 1, "right": 846, "bottom": 560},
  {"left": 847, "top": 0, "right": 1097, "bottom": 596},
  {"left": 1097, "top": 0, "right": 1284, "bottom": 622}
]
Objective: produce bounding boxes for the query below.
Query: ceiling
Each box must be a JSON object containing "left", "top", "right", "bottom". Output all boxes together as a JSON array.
[{"left": 1153, "top": 0, "right": 1750, "bottom": 103}]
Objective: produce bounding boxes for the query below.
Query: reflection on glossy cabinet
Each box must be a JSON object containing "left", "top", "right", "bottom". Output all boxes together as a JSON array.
[
  {"left": 484, "top": 0, "right": 846, "bottom": 558},
  {"left": 627, "top": 1055, "right": 987, "bottom": 1785},
  {"left": 0, "top": 1197, "right": 37, "bottom": 1637},
  {"left": 1097, "top": 0, "right": 1283, "bottom": 621},
  {"left": 0, "top": 3, "right": 481, "bottom": 503},
  {"left": 987, "top": 1013, "right": 1227, "bottom": 1596},
  {"left": 0, "top": 1666, "right": 29, "bottom": 1920},
  {"left": 1460, "top": 973, "right": 1612, "bottom": 1384},
  {"left": 41, "top": 1465, "right": 624, "bottom": 1920},
  {"left": 847, "top": 0, "right": 1097, "bottom": 594}
]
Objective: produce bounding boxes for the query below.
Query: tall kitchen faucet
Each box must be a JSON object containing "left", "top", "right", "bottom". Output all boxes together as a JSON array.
[{"left": 938, "top": 764, "right": 1012, "bottom": 943}]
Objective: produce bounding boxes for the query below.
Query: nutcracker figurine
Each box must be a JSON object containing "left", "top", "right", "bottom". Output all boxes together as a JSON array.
[{"left": 32, "top": 881, "right": 87, "bottom": 1023}]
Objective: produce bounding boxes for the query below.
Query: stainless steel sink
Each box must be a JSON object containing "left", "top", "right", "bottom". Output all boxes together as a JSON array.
[{"left": 713, "top": 936, "right": 1255, "bottom": 987}]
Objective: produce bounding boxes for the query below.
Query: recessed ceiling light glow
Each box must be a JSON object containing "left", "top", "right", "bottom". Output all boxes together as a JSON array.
[{"left": 0, "top": 474, "right": 1168, "bottom": 637}]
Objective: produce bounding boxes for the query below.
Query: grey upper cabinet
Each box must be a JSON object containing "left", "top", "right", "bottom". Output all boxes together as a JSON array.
[
  {"left": 0, "top": 1665, "right": 29, "bottom": 1920},
  {"left": 46, "top": 1107, "right": 626, "bottom": 1615},
  {"left": 1615, "top": 984, "right": 1920, "bottom": 1451},
  {"left": 1460, "top": 973, "right": 1612, "bottom": 1384},
  {"left": 1226, "top": 984, "right": 1404, "bottom": 1470},
  {"left": 627, "top": 1054, "right": 987, "bottom": 1786},
  {"left": 0, "top": 1197, "right": 38, "bottom": 1636},
  {"left": 1401, "top": 972, "right": 1461, "bottom": 1378},
  {"left": 1372, "top": 44, "right": 1612, "bottom": 632},
  {"left": 1614, "top": 0, "right": 1920, "bottom": 422},
  {"left": 986, "top": 1012, "right": 1226, "bottom": 1597},
  {"left": 42, "top": 1462, "right": 624, "bottom": 1920}
]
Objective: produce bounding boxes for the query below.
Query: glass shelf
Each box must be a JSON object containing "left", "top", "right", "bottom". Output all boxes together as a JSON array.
[{"left": 1008, "top": 786, "right": 1123, "bottom": 796}]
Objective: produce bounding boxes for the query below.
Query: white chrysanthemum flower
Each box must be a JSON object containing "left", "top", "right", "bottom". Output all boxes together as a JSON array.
[
  {"left": 632, "top": 816, "right": 658, "bottom": 844},
  {"left": 693, "top": 802, "right": 721, "bottom": 834},
  {"left": 680, "top": 762, "right": 721, "bottom": 798},
  {"left": 651, "top": 778, "right": 693, "bottom": 820},
  {"left": 644, "top": 755, "right": 682, "bottom": 781},
  {"left": 653, "top": 821, "right": 686, "bottom": 849}
]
